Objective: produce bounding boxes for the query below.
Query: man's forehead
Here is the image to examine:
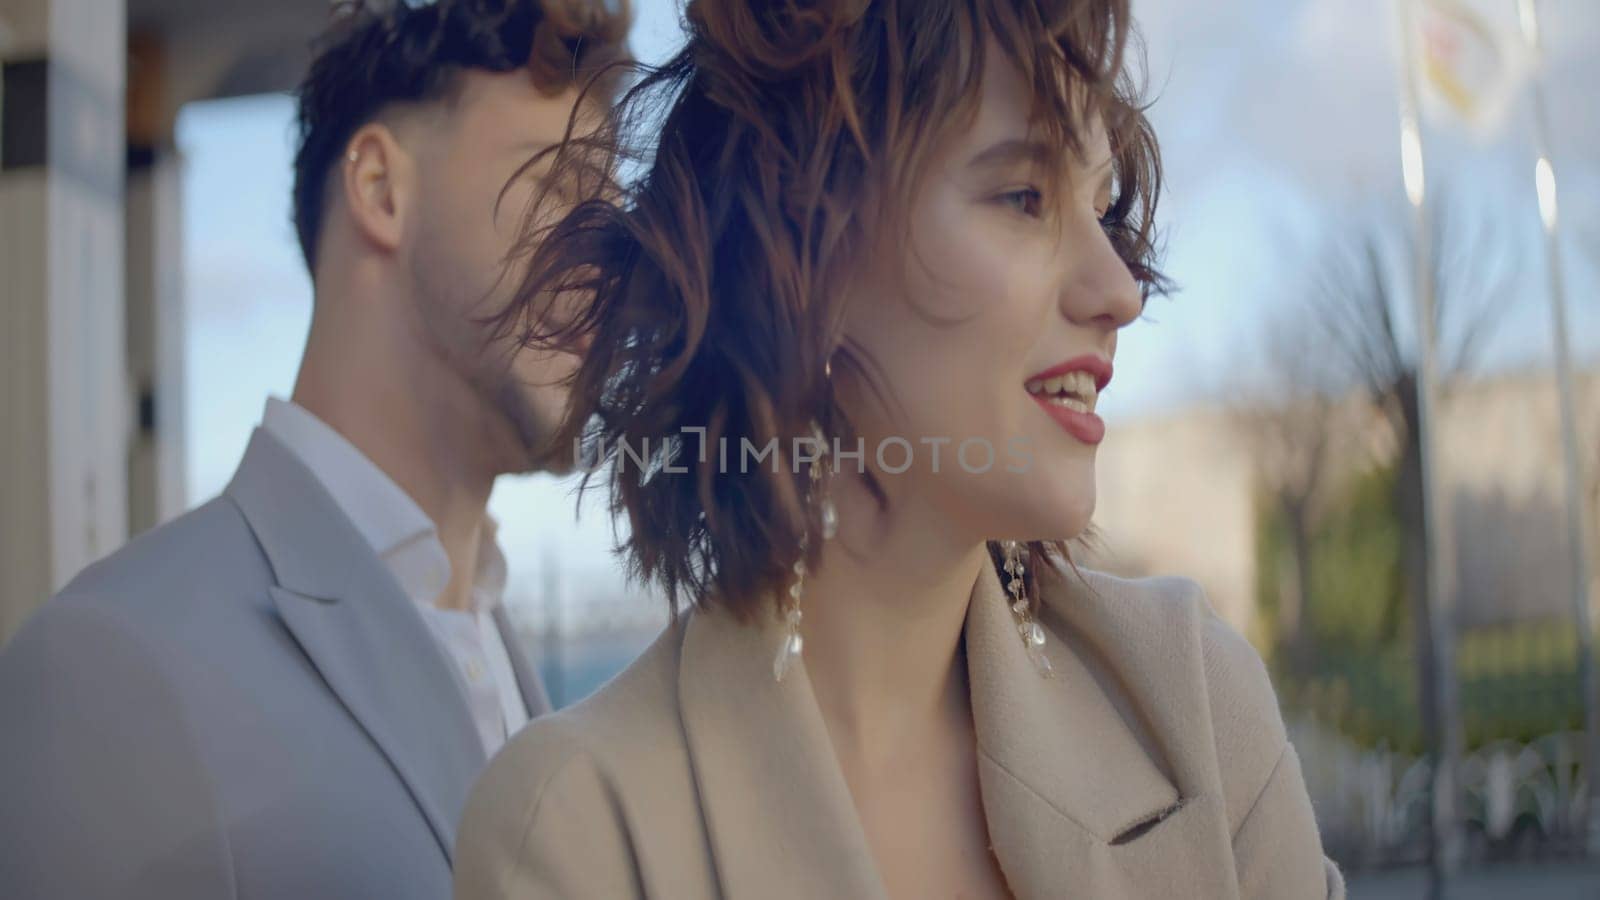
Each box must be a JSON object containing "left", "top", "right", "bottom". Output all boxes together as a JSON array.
[
  {"left": 452, "top": 68, "right": 585, "bottom": 121},
  {"left": 457, "top": 67, "right": 544, "bottom": 100}
]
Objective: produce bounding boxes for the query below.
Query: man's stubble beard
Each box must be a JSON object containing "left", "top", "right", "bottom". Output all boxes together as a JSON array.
[
  {"left": 486, "top": 370, "right": 575, "bottom": 476},
  {"left": 409, "top": 243, "right": 566, "bottom": 477}
]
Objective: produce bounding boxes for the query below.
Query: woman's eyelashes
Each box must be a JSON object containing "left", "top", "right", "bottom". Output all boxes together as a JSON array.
[
  {"left": 996, "top": 186, "right": 1045, "bottom": 218},
  {"left": 993, "top": 181, "right": 1117, "bottom": 226},
  {"left": 990, "top": 176, "right": 1121, "bottom": 236}
]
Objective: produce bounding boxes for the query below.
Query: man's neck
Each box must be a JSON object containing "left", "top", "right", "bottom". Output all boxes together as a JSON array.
[{"left": 292, "top": 294, "right": 500, "bottom": 611}]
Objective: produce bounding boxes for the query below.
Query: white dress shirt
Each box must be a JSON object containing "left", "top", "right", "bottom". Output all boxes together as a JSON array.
[{"left": 262, "top": 397, "right": 529, "bottom": 756}]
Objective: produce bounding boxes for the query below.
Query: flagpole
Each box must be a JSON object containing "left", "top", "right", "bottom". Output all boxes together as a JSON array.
[
  {"left": 1395, "top": 2, "right": 1464, "bottom": 893},
  {"left": 1517, "top": 0, "right": 1600, "bottom": 854}
]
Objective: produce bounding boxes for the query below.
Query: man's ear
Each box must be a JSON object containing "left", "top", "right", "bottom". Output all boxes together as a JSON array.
[{"left": 339, "top": 123, "right": 416, "bottom": 255}]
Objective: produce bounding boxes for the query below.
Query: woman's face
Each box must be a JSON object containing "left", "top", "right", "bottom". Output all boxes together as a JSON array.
[{"left": 838, "top": 47, "right": 1143, "bottom": 543}]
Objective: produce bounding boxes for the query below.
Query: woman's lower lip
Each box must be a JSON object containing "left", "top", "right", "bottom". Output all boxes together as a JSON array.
[{"left": 1030, "top": 394, "right": 1106, "bottom": 445}]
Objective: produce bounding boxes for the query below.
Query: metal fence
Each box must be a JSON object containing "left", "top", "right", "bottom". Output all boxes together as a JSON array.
[{"left": 1283, "top": 621, "right": 1594, "bottom": 871}]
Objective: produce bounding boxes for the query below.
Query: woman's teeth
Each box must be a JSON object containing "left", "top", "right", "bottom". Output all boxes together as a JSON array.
[{"left": 1025, "top": 371, "right": 1097, "bottom": 413}]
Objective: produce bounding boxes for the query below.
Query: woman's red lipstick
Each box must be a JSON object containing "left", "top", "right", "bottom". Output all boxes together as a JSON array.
[{"left": 1025, "top": 355, "right": 1112, "bottom": 446}]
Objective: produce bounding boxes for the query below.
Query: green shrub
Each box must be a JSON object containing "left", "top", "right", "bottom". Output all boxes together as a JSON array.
[{"left": 1257, "top": 463, "right": 1587, "bottom": 752}]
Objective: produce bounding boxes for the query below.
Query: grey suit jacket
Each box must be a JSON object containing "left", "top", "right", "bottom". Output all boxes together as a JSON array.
[{"left": 0, "top": 429, "right": 551, "bottom": 899}]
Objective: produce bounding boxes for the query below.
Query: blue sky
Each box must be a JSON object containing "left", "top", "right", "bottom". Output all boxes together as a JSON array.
[{"left": 174, "top": 0, "right": 1598, "bottom": 627}]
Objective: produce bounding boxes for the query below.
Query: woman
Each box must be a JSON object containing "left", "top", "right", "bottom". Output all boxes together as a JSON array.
[{"left": 457, "top": 0, "right": 1342, "bottom": 897}]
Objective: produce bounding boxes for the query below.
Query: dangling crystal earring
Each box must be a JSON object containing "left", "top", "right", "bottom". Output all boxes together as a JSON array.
[
  {"left": 774, "top": 552, "right": 806, "bottom": 682},
  {"left": 817, "top": 360, "right": 838, "bottom": 542},
  {"left": 775, "top": 421, "right": 835, "bottom": 682},
  {"left": 1003, "top": 541, "right": 1054, "bottom": 678}
]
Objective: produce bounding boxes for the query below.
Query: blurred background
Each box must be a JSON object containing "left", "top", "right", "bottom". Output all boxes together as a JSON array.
[{"left": 1, "top": 0, "right": 1596, "bottom": 894}]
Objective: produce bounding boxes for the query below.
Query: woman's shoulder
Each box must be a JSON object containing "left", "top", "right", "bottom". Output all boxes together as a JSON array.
[
  {"left": 1040, "top": 567, "right": 1343, "bottom": 894},
  {"left": 455, "top": 622, "right": 698, "bottom": 895},
  {"left": 489, "top": 619, "right": 689, "bottom": 778},
  {"left": 1046, "top": 568, "right": 1279, "bottom": 707},
  {"left": 1040, "top": 567, "right": 1292, "bottom": 825}
]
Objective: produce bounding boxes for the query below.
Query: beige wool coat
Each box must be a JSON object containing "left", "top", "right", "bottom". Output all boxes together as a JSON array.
[{"left": 454, "top": 562, "right": 1344, "bottom": 899}]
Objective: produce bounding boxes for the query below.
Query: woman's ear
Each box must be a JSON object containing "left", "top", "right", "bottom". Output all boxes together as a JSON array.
[{"left": 339, "top": 122, "right": 417, "bottom": 255}]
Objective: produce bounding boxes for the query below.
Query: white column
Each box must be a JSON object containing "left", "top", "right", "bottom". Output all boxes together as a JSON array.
[
  {"left": 124, "top": 149, "right": 185, "bottom": 535},
  {"left": 0, "top": 0, "right": 129, "bottom": 642},
  {"left": 126, "top": 33, "right": 186, "bottom": 536}
]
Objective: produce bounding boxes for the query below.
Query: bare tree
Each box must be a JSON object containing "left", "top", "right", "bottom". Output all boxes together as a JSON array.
[
  {"left": 1302, "top": 192, "right": 1512, "bottom": 748},
  {"left": 1234, "top": 318, "right": 1375, "bottom": 673}
]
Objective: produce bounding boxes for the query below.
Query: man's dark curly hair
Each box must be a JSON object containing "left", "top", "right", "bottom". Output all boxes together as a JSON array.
[{"left": 290, "top": 0, "right": 630, "bottom": 272}]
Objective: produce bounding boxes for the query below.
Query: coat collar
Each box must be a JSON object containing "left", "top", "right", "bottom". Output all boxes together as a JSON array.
[
  {"left": 225, "top": 428, "right": 487, "bottom": 864},
  {"left": 677, "top": 603, "right": 887, "bottom": 899},
  {"left": 967, "top": 561, "right": 1234, "bottom": 896},
  {"left": 676, "top": 558, "right": 1224, "bottom": 899}
]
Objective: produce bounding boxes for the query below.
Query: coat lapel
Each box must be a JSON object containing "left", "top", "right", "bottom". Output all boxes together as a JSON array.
[
  {"left": 226, "top": 429, "right": 487, "bottom": 864},
  {"left": 492, "top": 604, "right": 553, "bottom": 717},
  {"left": 967, "top": 562, "right": 1239, "bottom": 898},
  {"left": 675, "top": 559, "right": 1239, "bottom": 900},
  {"left": 677, "top": 606, "right": 888, "bottom": 900}
]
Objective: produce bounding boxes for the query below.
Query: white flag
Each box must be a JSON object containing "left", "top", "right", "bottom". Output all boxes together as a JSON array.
[{"left": 1411, "top": 0, "right": 1529, "bottom": 137}]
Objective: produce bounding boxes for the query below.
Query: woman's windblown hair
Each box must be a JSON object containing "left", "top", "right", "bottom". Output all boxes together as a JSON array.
[{"left": 506, "top": 0, "right": 1166, "bottom": 620}]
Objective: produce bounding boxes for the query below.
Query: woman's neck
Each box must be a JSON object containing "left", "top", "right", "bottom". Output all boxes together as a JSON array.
[{"left": 798, "top": 472, "right": 989, "bottom": 767}]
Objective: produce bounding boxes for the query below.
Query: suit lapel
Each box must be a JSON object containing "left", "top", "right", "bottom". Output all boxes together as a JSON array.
[
  {"left": 677, "top": 607, "right": 888, "bottom": 900},
  {"left": 492, "top": 605, "right": 553, "bottom": 717},
  {"left": 226, "top": 430, "right": 487, "bottom": 864}
]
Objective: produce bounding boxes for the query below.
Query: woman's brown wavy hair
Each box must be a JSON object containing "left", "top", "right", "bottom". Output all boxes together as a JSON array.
[{"left": 506, "top": 0, "right": 1166, "bottom": 621}]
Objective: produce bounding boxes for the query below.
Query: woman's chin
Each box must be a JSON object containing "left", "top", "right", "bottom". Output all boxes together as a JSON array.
[{"left": 1025, "top": 479, "right": 1096, "bottom": 541}]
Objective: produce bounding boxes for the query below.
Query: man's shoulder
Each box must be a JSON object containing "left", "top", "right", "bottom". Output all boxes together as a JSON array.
[
  {"left": 10, "top": 495, "right": 271, "bottom": 667},
  {"left": 62, "top": 495, "right": 265, "bottom": 603},
  {"left": 0, "top": 499, "right": 264, "bottom": 781}
]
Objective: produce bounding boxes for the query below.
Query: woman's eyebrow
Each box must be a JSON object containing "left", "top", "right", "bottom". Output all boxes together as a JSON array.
[
  {"left": 966, "top": 138, "right": 1055, "bottom": 172},
  {"left": 968, "top": 138, "right": 1115, "bottom": 193}
]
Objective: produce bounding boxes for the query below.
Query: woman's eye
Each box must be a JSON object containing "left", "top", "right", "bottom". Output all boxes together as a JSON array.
[
  {"left": 1095, "top": 192, "right": 1116, "bottom": 222},
  {"left": 1098, "top": 195, "right": 1123, "bottom": 230},
  {"left": 998, "top": 188, "right": 1044, "bottom": 218}
]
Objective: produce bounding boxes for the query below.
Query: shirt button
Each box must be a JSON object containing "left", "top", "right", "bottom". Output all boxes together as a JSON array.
[{"left": 466, "top": 660, "right": 484, "bottom": 683}]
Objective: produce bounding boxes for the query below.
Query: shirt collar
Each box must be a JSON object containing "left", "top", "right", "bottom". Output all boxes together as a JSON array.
[
  {"left": 261, "top": 397, "right": 506, "bottom": 614},
  {"left": 473, "top": 517, "right": 508, "bottom": 603}
]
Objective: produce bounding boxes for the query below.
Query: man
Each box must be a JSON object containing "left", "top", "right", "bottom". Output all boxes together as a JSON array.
[{"left": 0, "top": 1, "right": 627, "bottom": 897}]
